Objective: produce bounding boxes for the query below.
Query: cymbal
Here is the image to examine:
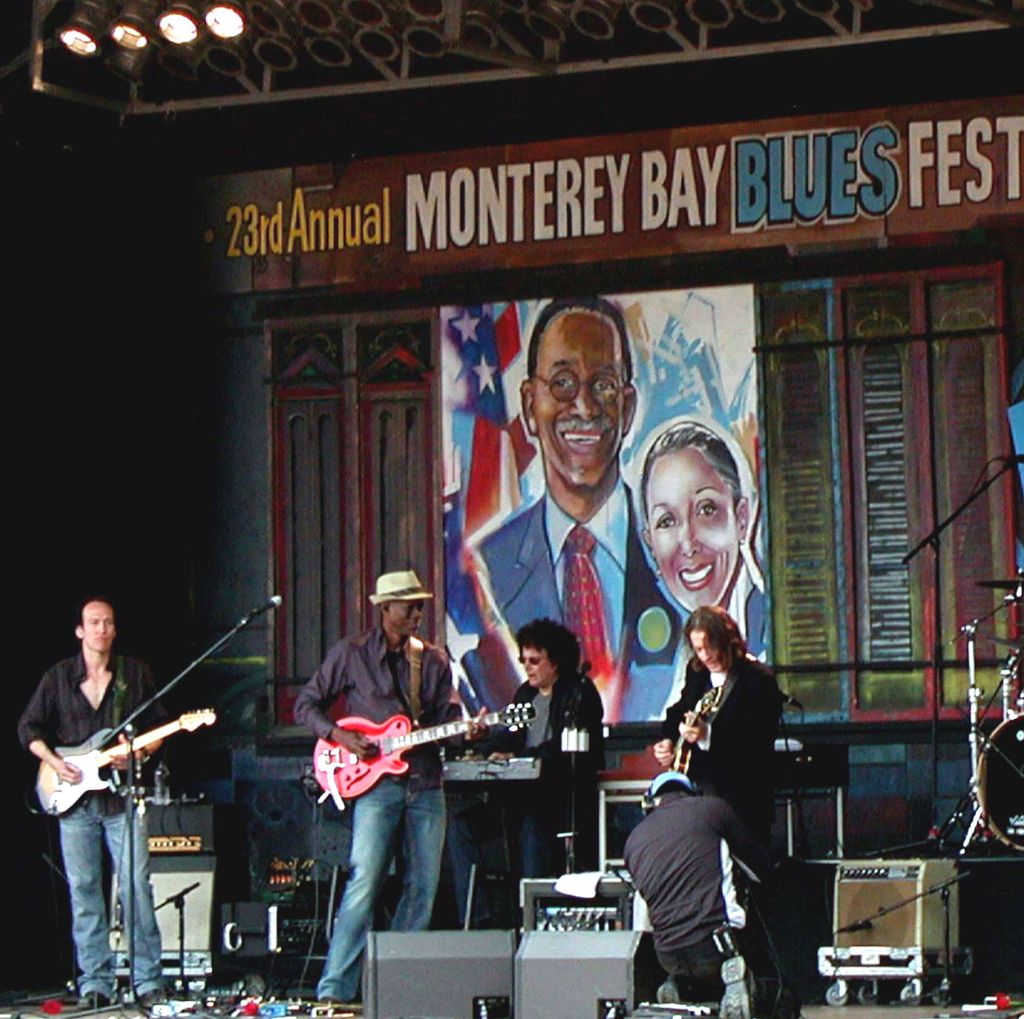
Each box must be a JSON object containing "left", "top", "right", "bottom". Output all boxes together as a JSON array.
[
  {"left": 976, "top": 579, "right": 1020, "bottom": 591},
  {"left": 983, "top": 633, "right": 1023, "bottom": 650}
]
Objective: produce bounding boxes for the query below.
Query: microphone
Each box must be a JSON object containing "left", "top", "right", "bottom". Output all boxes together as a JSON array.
[
  {"left": 836, "top": 918, "right": 873, "bottom": 934},
  {"left": 238, "top": 595, "right": 282, "bottom": 625},
  {"left": 782, "top": 693, "right": 803, "bottom": 709}
]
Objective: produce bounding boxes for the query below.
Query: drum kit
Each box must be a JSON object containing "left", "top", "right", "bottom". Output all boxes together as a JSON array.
[{"left": 946, "top": 572, "right": 1023, "bottom": 853}]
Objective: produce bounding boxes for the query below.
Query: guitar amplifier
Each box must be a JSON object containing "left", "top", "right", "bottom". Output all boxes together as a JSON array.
[
  {"left": 520, "top": 877, "right": 633, "bottom": 932},
  {"left": 833, "top": 858, "right": 959, "bottom": 949},
  {"left": 147, "top": 803, "right": 216, "bottom": 855}
]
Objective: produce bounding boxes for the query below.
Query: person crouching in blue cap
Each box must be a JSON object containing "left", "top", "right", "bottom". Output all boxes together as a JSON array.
[{"left": 624, "top": 771, "right": 770, "bottom": 1017}]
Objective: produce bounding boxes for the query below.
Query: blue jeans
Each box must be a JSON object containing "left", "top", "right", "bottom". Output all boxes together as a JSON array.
[
  {"left": 59, "top": 797, "right": 163, "bottom": 998},
  {"left": 318, "top": 780, "right": 445, "bottom": 1001}
]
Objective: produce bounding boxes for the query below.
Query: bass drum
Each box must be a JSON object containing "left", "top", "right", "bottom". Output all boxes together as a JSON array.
[{"left": 978, "top": 716, "right": 1024, "bottom": 851}]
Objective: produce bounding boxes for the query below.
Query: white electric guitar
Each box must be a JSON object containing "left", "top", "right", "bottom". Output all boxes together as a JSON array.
[{"left": 36, "top": 709, "right": 216, "bottom": 815}]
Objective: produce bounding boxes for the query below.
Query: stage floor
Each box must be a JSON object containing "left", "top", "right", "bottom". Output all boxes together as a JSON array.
[{"left": 3, "top": 994, "right": 1023, "bottom": 1019}]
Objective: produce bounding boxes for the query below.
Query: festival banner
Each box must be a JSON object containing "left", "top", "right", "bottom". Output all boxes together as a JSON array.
[{"left": 199, "top": 96, "right": 1022, "bottom": 296}]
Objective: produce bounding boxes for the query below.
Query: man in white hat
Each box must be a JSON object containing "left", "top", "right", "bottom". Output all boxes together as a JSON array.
[
  {"left": 624, "top": 772, "right": 771, "bottom": 1017},
  {"left": 294, "top": 569, "right": 462, "bottom": 1006}
]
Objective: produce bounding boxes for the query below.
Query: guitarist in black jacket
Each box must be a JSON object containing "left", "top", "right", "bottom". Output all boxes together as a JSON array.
[
  {"left": 652, "top": 605, "right": 783, "bottom": 845},
  {"left": 18, "top": 597, "right": 166, "bottom": 1009}
]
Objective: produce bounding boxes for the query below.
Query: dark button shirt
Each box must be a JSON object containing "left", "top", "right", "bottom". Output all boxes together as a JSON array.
[
  {"left": 18, "top": 652, "right": 166, "bottom": 814},
  {"left": 293, "top": 625, "right": 459, "bottom": 792}
]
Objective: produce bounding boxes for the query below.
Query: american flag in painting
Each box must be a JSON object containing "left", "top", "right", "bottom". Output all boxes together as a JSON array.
[
  {"left": 446, "top": 303, "right": 535, "bottom": 539},
  {"left": 442, "top": 303, "right": 534, "bottom": 710}
]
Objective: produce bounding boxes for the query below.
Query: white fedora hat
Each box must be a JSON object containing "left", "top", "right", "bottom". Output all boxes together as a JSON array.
[{"left": 369, "top": 569, "right": 434, "bottom": 605}]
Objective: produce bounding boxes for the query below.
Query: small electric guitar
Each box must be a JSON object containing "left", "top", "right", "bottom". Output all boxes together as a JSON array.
[
  {"left": 313, "top": 703, "right": 535, "bottom": 809},
  {"left": 672, "top": 685, "right": 725, "bottom": 775},
  {"left": 37, "top": 710, "right": 217, "bottom": 816}
]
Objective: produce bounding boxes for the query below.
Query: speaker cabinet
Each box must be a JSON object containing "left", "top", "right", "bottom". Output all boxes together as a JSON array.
[
  {"left": 364, "top": 930, "right": 516, "bottom": 1019},
  {"left": 515, "top": 930, "right": 658, "bottom": 1019},
  {"left": 112, "top": 854, "right": 216, "bottom": 954},
  {"left": 834, "top": 858, "right": 958, "bottom": 948}
]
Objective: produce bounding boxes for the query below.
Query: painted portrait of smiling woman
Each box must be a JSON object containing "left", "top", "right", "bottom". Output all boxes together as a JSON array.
[{"left": 638, "top": 418, "right": 766, "bottom": 660}]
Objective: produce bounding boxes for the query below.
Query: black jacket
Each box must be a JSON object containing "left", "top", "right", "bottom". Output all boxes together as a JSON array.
[{"left": 661, "top": 654, "right": 782, "bottom": 844}]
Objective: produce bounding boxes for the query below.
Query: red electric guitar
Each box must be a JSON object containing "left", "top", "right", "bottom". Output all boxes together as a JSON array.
[{"left": 312, "top": 703, "right": 535, "bottom": 810}]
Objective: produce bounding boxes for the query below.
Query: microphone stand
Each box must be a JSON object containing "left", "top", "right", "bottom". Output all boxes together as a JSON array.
[
  {"left": 559, "top": 668, "right": 588, "bottom": 876},
  {"left": 103, "top": 597, "right": 280, "bottom": 1003},
  {"left": 832, "top": 873, "right": 964, "bottom": 938},
  {"left": 154, "top": 881, "right": 201, "bottom": 993}
]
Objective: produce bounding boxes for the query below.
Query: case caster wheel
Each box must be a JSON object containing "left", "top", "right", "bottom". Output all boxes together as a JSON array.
[
  {"left": 856, "top": 981, "right": 879, "bottom": 1005},
  {"left": 900, "top": 978, "right": 923, "bottom": 1005},
  {"left": 825, "top": 980, "right": 849, "bottom": 1007},
  {"left": 933, "top": 983, "right": 952, "bottom": 1007}
]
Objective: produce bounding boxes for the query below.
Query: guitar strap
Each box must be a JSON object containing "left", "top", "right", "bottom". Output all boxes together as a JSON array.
[
  {"left": 705, "top": 672, "right": 736, "bottom": 723},
  {"left": 406, "top": 636, "right": 423, "bottom": 724},
  {"left": 111, "top": 655, "right": 129, "bottom": 727}
]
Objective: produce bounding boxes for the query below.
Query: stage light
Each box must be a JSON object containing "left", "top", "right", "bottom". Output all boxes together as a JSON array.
[
  {"left": 685, "top": 0, "right": 732, "bottom": 28},
  {"left": 342, "top": 0, "right": 388, "bottom": 27},
  {"left": 60, "top": 0, "right": 112, "bottom": 56},
  {"left": 108, "top": 37, "right": 152, "bottom": 76},
  {"left": 158, "top": 1, "right": 202, "bottom": 42},
  {"left": 205, "top": 0, "right": 246, "bottom": 36},
  {"left": 462, "top": 0, "right": 502, "bottom": 48},
  {"left": 627, "top": 0, "right": 681, "bottom": 32},
  {"left": 305, "top": 29, "right": 352, "bottom": 65},
  {"left": 405, "top": 0, "right": 444, "bottom": 19},
  {"left": 570, "top": 0, "right": 619, "bottom": 40},
  {"left": 205, "top": 34, "right": 249, "bottom": 73},
  {"left": 294, "top": 0, "right": 338, "bottom": 31},
  {"left": 253, "top": 32, "right": 300, "bottom": 68},
  {"left": 250, "top": 0, "right": 294, "bottom": 33},
  {"left": 794, "top": 0, "right": 837, "bottom": 15},
  {"left": 353, "top": 23, "right": 401, "bottom": 61},
  {"left": 404, "top": 21, "right": 447, "bottom": 56},
  {"left": 737, "top": 0, "right": 783, "bottom": 22},
  {"left": 111, "top": 0, "right": 156, "bottom": 48},
  {"left": 157, "top": 34, "right": 206, "bottom": 74},
  {"left": 523, "top": 0, "right": 569, "bottom": 42}
]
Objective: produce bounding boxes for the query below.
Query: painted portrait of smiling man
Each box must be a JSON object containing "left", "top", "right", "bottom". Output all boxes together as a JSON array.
[{"left": 441, "top": 286, "right": 759, "bottom": 722}]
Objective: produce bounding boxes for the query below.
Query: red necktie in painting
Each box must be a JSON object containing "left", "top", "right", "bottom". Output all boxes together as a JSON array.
[{"left": 563, "top": 524, "right": 615, "bottom": 702}]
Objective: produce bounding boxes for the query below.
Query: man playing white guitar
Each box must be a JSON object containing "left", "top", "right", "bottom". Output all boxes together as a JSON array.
[
  {"left": 18, "top": 597, "right": 166, "bottom": 1010},
  {"left": 294, "top": 569, "right": 485, "bottom": 1008}
]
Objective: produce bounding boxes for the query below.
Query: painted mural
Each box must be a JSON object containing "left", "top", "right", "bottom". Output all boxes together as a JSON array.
[{"left": 440, "top": 287, "right": 761, "bottom": 723}]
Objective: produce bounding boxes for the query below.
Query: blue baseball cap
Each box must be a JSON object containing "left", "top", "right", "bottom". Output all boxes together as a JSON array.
[{"left": 646, "top": 771, "right": 698, "bottom": 800}]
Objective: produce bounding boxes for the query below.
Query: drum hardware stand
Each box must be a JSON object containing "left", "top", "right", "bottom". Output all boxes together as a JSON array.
[
  {"left": 959, "top": 619, "right": 986, "bottom": 853},
  {"left": 903, "top": 456, "right": 1018, "bottom": 845},
  {"left": 934, "top": 591, "right": 1019, "bottom": 854}
]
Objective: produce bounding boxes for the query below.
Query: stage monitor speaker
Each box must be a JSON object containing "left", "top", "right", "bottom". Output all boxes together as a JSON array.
[
  {"left": 833, "top": 858, "right": 959, "bottom": 949},
  {"left": 112, "top": 854, "right": 216, "bottom": 955},
  {"left": 515, "top": 930, "right": 658, "bottom": 1019},
  {"left": 364, "top": 930, "right": 516, "bottom": 1019}
]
